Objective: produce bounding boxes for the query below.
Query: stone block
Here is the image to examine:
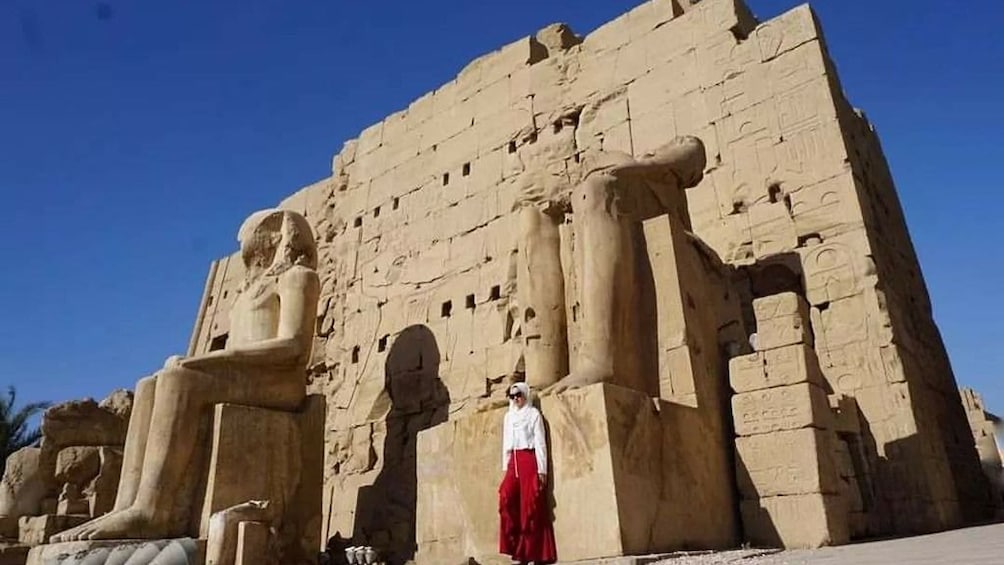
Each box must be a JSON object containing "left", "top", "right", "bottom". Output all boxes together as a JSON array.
[
  {"left": 754, "top": 4, "right": 820, "bottom": 62},
  {"left": 415, "top": 383, "right": 737, "bottom": 563},
  {"left": 236, "top": 521, "right": 269, "bottom": 565},
  {"left": 798, "top": 230, "right": 874, "bottom": 307},
  {"left": 752, "top": 292, "right": 812, "bottom": 350},
  {"left": 733, "top": 383, "right": 832, "bottom": 436},
  {"left": 752, "top": 292, "right": 807, "bottom": 323},
  {"left": 54, "top": 447, "right": 100, "bottom": 486},
  {"left": 736, "top": 428, "right": 840, "bottom": 498},
  {"left": 97, "top": 389, "right": 133, "bottom": 420},
  {"left": 729, "top": 352, "right": 764, "bottom": 393},
  {"left": 788, "top": 172, "right": 862, "bottom": 239},
  {"left": 198, "top": 404, "right": 300, "bottom": 538},
  {"left": 41, "top": 399, "right": 128, "bottom": 448},
  {"left": 763, "top": 344, "right": 826, "bottom": 390},
  {"left": 740, "top": 493, "right": 848, "bottom": 548},
  {"left": 88, "top": 447, "right": 123, "bottom": 518},
  {"left": 0, "top": 447, "right": 52, "bottom": 520},
  {"left": 197, "top": 397, "right": 323, "bottom": 564},
  {"left": 750, "top": 201, "right": 798, "bottom": 259},
  {"left": 731, "top": 344, "right": 826, "bottom": 393},
  {"left": 18, "top": 515, "right": 88, "bottom": 547},
  {"left": 55, "top": 483, "right": 88, "bottom": 516}
]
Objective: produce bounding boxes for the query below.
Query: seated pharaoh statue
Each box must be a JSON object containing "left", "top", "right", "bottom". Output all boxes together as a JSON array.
[
  {"left": 515, "top": 112, "right": 706, "bottom": 394},
  {"left": 52, "top": 208, "right": 321, "bottom": 543}
]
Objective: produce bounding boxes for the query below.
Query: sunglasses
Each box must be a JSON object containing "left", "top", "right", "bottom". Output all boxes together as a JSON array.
[{"left": 507, "top": 391, "right": 525, "bottom": 399}]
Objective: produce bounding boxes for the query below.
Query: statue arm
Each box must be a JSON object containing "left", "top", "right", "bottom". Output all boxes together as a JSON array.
[
  {"left": 181, "top": 268, "right": 321, "bottom": 371},
  {"left": 607, "top": 137, "right": 707, "bottom": 188}
]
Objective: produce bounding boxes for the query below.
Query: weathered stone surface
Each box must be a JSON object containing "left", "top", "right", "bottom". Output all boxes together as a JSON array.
[
  {"left": 87, "top": 447, "right": 123, "bottom": 518},
  {"left": 98, "top": 389, "right": 134, "bottom": 420},
  {"left": 733, "top": 383, "right": 832, "bottom": 437},
  {"left": 736, "top": 428, "right": 841, "bottom": 498},
  {"left": 416, "top": 383, "right": 736, "bottom": 563},
  {"left": 206, "top": 501, "right": 271, "bottom": 565},
  {"left": 731, "top": 344, "right": 826, "bottom": 393},
  {"left": 960, "top": 387, "right": 1004, "bottom": 513},
  {"left": 198, "top": 404, "right": 300, "bottom": 538},
  {"left": 18, "top": 515, "right": 88, "bottom": 547},
  {"left": 40, "top": 400, "right": 128, "bottom": 448},
  {"left": 752, "top": 293, "right": 813, "bottom": 351},
  {"left": 53, "top": 447, "right": 100, "bottom": 487},
  {"left": 24, "top": 538, "right": 204, "bottom": 565},
  {"left": 171, "top": 0, "right": 994, "bottom": 552},
  {"left": 55, "top": 484, "right": 88, "bottom": 517},
  {"left": 740, "top": 494, "right": 849, "bottom": 549},
  {"left": 0, "top": 448, "right": 52, "bottom": 523}
]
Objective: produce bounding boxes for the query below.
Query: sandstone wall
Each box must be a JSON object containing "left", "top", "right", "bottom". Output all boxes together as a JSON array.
[
  {"left": 185, "top": 0, "right": 991, "bottom": 553},
  {"left": 961, "top": 388, "right": 1004, "bottom": 512}
]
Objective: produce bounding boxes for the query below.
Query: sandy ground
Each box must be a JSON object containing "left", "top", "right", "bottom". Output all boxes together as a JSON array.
[{"left": 650, "top": 523, "right": 1004, "bottom": 565}]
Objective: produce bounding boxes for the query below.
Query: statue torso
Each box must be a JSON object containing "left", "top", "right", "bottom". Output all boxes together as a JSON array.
[{"left": 228, "top": 279, "right": 280, "bottom": 347}]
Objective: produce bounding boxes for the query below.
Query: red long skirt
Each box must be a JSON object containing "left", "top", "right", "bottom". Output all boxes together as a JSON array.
[{"left": 498, "top": 449, "right": 558, "bottom": 564}]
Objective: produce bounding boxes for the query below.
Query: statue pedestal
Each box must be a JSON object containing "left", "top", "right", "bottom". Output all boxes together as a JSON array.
[
  {"left": 414, "top": 383, "right": 737, "bottom": 563},
  {"left": 26, "top": 538, "right": 204, "bottom": 565}
]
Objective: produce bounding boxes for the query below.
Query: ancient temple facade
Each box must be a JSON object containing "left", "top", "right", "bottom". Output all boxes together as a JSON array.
[{"left": 185, "top": 0, "right": 995, "bottom": 561}]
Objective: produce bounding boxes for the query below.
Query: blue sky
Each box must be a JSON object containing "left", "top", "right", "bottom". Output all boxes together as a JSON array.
[{"left": 1, "top": 0, "right": 1002, "bottom": 416}]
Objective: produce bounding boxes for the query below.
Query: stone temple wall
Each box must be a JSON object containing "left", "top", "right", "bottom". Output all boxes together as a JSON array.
[{"left": 186, "top": 0, "right": 992, "bottom": 556}]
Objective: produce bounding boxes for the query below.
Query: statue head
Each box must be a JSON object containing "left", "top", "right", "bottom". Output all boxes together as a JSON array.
[{"left": 237, "top": 209, "right": 318, "bottom": 284}]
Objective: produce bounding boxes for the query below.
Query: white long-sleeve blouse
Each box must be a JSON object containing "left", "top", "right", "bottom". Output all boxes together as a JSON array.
[{"left": 501, "top": 406, "right": 548, "bottom": 475}]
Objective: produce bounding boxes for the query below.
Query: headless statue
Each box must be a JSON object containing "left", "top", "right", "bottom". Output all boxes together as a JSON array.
[
  {"left": 53, "top": 209, "right": 320, "bottom": 542},
  {"left": 516, "top": 129, "right": 706, "bottom": 393}
]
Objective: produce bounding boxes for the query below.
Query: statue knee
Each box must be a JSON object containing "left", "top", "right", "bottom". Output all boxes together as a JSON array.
[
  {"left": 154, "top": 368, "right": 200, "bottom": 398},
  {"left": 137, "top": 375, "right": 156, "bottom": 389}
]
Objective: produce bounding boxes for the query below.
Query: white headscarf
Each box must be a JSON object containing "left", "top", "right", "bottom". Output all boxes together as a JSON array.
[
  {"left": 502, "top": 381, "right": 548, "bottom": 475},
  {"left": 507, "top": 381, "right": 532, "bottom": 413},
  {"left": 510, "top": 383, "right": 534, "bottom": 427}
]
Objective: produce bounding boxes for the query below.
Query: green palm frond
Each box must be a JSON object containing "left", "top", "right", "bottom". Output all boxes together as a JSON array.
[{"left": 0, "top": 386, "right": 51, "bottom": 463}]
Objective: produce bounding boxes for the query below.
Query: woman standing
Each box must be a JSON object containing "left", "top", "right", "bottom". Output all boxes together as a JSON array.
[{"left": 498, "top": 382, "right": 557, "bottom": 564}]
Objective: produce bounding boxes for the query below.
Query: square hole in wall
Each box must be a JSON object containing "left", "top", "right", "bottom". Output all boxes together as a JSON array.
[
  {"left": 489, "top": 285, "right": 501, "bottom": 301},
  {"left": 378, "top": 335, "right": 388, "bottom": 352},
  {"left": 354, "top": 217, "right": 363, "bottom": 228},
  {"left": 210, "top": 333, "right": 229, "bottom": 352},
  {"left": 466, "top": 294, "right": 476, "bottom": 309},
  {"left": 441, "top": 300, "right": 453, "bottom": 318},
  {"left": 442, "top": 173, "right": 450, "bottom": 186},
  {"left": 507, "top": 141, "right": 517, "bottom": 154},
  {"left": 393, "top": 197, "right": 400, "bottom": 210},
  {"left": 373, "top": 206, "right": 381, "bottom": 218},
  {"left": 351, "top": 346, "right": 360, "bottom": 364},
  {"left": 462, "top": 162, "right": 471, "bottom": 176}
]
